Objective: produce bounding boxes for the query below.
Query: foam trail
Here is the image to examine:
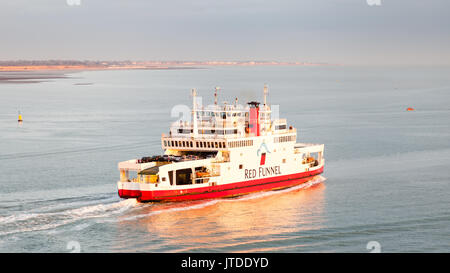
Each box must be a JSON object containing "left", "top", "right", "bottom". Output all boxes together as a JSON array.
[
  {"left": 115, "top": 199, "right": 221, "bottom": 222},
  {"left": 0, "top": 176, "right": 326, "bottom": 233},
  {"left": 0, "top": 199, "right": 138, "bottom": 236},
  {"left": 0, "top": 213, "right": 41, "bottom": 225},
  {"left": 29, "top": 195, "right": 120, "bottom": 214},
  {"left": 232, "top": 175, "right": 326, "bottom": 202}
]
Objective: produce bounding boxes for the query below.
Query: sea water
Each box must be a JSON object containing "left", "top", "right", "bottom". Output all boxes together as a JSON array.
[{"left": 0, "top": 66, "right": 449, "bottom": 252}]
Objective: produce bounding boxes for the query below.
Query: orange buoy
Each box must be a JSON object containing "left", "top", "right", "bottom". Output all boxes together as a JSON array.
[{"left": 406, "top": 107, "right": 415, "bottom": 111}]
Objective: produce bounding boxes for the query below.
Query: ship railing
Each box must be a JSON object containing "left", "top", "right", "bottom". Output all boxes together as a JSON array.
[
  {"left": 162, "top": 132, "right": 244, "bottom": 140},
  {"left": 294, "top": 147, "right": 321, "bottom": 154},
  {"left": 170, "top": 120, "right": 245, "bottom": 129},
  {"left": 294, "top": 143, "right": 323, "bottom": 149},
  {"left": 272, "top": 128, "right": 297, "bottom": 135},
  {"left": 272, "top": 118, "right": 287, "bottom": 125},
  {"left": 194, "top": 177, "right": 209, "bottom": 184},
  {"left": 211, "top": 158, "right": 229, "bottom": 163}
]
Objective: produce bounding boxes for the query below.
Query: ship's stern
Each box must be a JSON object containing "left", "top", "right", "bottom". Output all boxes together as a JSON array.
[{"left": 117, "top": 181, "right": 141, "bottom": 199}]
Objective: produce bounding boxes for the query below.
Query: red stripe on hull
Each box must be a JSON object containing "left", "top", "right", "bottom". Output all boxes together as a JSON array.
[
  {"left": 118, "top": 189, "right": 141, "bottom": 198},
  {"left": 119, "top": 166, "right": 323, "bottom": 202}
]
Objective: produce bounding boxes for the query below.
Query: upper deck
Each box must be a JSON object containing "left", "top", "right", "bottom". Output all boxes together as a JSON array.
[{"left": 161, "top": 85, "right": 298, "bottom": 152}]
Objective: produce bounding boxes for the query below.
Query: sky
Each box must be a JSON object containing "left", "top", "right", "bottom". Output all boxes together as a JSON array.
[{"left": 1, "top": 0, "right": 450, "bottom": 65}]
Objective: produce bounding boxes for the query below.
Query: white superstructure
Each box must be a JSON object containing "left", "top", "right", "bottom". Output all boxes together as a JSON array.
[{"left": 117, "top": 85, "right": 324, "bottom": 202}]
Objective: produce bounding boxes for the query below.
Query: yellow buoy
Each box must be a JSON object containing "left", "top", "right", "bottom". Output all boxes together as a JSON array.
[{"left": 18, "top": 111, "right": 23, "bottom": 122}]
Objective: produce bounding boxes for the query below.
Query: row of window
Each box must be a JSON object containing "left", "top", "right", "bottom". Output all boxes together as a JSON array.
[
  {"left": 275, "top": 124, "right": 287, "bottom": 130},
  {"left": 228, "top": 139, "right": 254, "bottom": 148},
  {"left": 274, "top": 135, "right": 296, "bottom": 143},
  {"left": 197, "top": 111, "right": 247, "bottom": 119},
  {"left": 177, "top": 128, "right": 239, "bottom": 135},
  {"left": 166, "top": 166, "right": 212, "bottom": 186},
  {"left": 198, "top": 129, "right": 238, "bottom": 135},
  {"left": 177, "top": 129, "right": 193, "bottom": 134},
  {"left": 164, "top": 139, "right": 226, "bottom": 149}
]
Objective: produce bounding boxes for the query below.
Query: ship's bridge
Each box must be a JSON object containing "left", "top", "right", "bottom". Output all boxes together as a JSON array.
[
  {"left": 161, "top": 85, "right": 296, "bottom": 152},
  {"left": 169, "top": 103, "right": 249, "bottom": 139}
]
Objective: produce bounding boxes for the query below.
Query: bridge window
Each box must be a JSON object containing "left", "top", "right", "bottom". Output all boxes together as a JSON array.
[{"left": 275, "top": 124, "right": 287, "bottom": 130}]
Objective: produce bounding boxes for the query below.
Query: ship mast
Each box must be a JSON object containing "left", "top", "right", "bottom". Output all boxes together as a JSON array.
[
  {"left": 192, "top": 88, "right": 198, "bottom": 138},
  {"left": 263, "top": 84, "right": 268, "bottom": 107},
  {"left": 214, "top": 86, "right": 220, "bottom": 105}
]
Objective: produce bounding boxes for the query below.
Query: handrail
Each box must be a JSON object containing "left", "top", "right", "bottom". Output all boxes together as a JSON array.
[{"left": 193, "top": 177, "right": 210, "bottom": 184}]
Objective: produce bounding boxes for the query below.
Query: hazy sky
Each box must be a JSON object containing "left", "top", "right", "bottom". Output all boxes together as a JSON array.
[{"left": 1, "top": 0, "right": 449, "bottom": 65}]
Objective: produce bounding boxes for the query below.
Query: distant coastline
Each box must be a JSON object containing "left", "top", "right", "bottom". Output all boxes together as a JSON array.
[
  {"left": 0, "top": 60, "right": 334, "bottom": 72},
  {"left": 0, "top": 71, "right": 69, "bottom": 84},
  {"left": 0, "top": 60, "right": 335, "bottom": 84}
]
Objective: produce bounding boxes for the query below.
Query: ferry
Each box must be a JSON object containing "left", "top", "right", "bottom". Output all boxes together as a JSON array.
[{"left": 117, "top": 85, "right": 324, "bottom": 202}]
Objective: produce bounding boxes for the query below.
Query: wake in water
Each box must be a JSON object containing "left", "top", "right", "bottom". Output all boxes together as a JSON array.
[
  {"left": 0, "top": 198, "right": 138, "bottom": 236},
  {"left": 0, "top": 176, "right": 326, "bottom": 237},
  {"left": 232, "top": 175, "right": 326, "bottom": 201}
]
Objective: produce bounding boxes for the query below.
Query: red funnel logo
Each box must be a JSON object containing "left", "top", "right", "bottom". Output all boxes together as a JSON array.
[
  {"left": 257, "top": 142, "right": 270, "bottom": 166},
  {"left": 260, "top": 153, "right": 266, "bottom": 165}
]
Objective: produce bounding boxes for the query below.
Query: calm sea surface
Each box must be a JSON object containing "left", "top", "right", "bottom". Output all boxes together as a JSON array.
[{"left": 0, "top": 66, "right": 449, "bottom": 252}]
